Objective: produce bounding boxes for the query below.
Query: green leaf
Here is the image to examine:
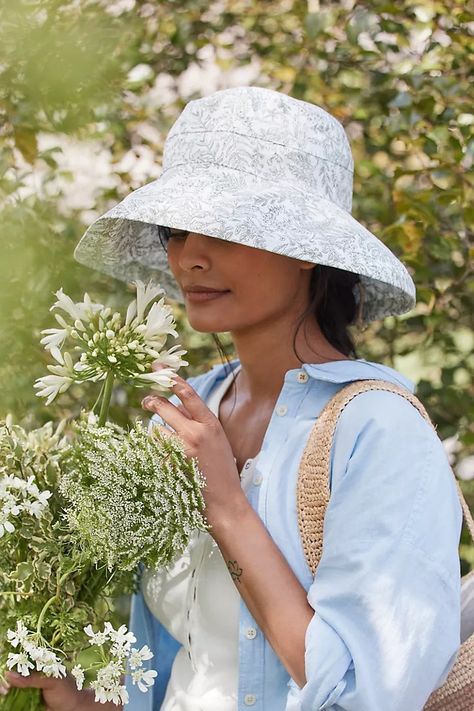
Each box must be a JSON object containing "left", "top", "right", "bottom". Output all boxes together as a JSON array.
[{"left": 10, "top": 561, "right": 34, "bottom": 582}]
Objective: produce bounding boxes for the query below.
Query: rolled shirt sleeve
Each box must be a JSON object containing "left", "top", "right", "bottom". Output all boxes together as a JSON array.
[{"left": 286, "top": 390, "right": 463, "bottom": 711}]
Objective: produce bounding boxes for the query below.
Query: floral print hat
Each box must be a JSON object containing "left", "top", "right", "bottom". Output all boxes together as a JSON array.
[{"left": 74, "top": 85, "right": 416, "bottom": 326}]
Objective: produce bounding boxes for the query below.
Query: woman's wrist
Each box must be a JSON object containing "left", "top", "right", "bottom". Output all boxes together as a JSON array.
[{"left": 206, "top": 493, "right": 253, "bottom": 539}]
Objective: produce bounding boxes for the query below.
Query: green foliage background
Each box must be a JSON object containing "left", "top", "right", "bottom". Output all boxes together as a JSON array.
[{"left": 0, "top": 0, "right": 472, "bottom": 570}]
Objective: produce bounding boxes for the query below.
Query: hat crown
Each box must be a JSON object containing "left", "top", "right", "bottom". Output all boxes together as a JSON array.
[{"left": 162, "top": 86, "right": 354, "bottom": 211}]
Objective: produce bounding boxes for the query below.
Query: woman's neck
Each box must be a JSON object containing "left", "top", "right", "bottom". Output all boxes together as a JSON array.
[{"left": 229, "top": 317, "right": 351, "bottom": 401}]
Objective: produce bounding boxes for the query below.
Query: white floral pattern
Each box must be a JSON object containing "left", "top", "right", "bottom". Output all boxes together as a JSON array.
[{"left": 74, "top": 85, "right": 416, "bottom": 325}]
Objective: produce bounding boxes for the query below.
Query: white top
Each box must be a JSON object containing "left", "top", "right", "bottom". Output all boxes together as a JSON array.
[{"left": 142, "top": 364, "right": 257, "bottom": 711}]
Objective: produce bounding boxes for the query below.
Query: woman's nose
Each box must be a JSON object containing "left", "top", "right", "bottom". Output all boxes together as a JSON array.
[{"left": 177, "top": 232, "right": 213, "bottom": 271}]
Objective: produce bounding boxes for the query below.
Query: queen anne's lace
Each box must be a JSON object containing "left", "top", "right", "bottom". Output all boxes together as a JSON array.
[{"left": 60, "top": 417, "right": 209, "bottom": 571}]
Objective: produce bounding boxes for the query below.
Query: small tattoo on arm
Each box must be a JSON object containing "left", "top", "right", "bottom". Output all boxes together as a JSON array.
[{"left": 227, "top": 560, "right": 243, "bottom": 584}]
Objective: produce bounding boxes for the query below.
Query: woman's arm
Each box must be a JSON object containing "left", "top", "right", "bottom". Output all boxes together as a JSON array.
[{"left": 209, "top": 499, "right": 314, "bottom": 689}]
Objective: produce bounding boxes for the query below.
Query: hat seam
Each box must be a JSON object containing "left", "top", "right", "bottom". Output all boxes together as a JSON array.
[
  {"left": 165, "top": 128, "right": 354, "bottom": 173},
  {"left": 160, "top": 160, "right": 351, "bottom": 211}
]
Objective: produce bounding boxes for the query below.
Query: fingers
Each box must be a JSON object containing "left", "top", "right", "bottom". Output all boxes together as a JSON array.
[
  {"left": 142, "top": 395, "right": 191, "bottom": 433},
  {"left": 6, "top": 671, "right": 56, "bottom": 689},
  {"left": 165, "top": 374, "right": 214, "bottom": 424}
]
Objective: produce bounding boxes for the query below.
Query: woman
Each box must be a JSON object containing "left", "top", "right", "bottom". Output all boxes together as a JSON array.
[{"left": 6, "top": 86, "right": 462, "bottom": 710}]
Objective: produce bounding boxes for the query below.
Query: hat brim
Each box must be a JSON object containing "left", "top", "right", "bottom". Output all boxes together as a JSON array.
[{"left": 74, "top": 163, "right": 416, "bottom": 324}]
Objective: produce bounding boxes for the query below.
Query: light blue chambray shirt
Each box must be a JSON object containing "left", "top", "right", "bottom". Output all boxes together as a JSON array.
[{"left": 125, "top": 358, "right": 462, "bottom": 711}]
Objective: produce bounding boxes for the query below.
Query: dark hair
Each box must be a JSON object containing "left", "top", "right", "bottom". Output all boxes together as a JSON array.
[{"left": 157, "top": 227, "right": 362, "bottom": 392}]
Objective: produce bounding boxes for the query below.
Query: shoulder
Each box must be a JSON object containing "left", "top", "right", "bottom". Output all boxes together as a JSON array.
[
  {"left": 331, "top": 382, "right": 445, "bottom": 466},
  {"left": 184, "top": 361, "right": 233, "bottom": 393}
]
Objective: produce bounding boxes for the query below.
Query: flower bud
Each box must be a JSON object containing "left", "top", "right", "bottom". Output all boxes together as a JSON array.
[
  {"left": 106, "top": 330, "right": 115, "bottom": 340},
  {"left": 107, "top": 355, "right": 118, "bottom": 363},
  {"left": 93, "top": 333, "right": 100, "bottom": 344},
  {"left": 74, "top": 320, "right": 86, "bottom": 331}
]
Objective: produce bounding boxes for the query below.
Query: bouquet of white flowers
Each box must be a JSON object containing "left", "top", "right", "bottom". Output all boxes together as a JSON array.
[{"left": 0, "top": 281, "right": 209, "bottom": 709}]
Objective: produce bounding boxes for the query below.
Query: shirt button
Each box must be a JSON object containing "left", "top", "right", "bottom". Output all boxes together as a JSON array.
[
  {"left": 297, "top": 371, "right": 308, "bottom": 383},
  {"left": 276, "top": 404, "right": 288, "bottom": 416},
  {"left": 245, "top": 627, "right": 257, "bottom": 639},
  {"left": 253, "top": 474, "right": 263, "bottom": 486},
  {"left": 244, "top": 460, "right": 252, "bottom": 469},
  {"left": 244, "top": 694, "right": 257, "bottom": 705}
]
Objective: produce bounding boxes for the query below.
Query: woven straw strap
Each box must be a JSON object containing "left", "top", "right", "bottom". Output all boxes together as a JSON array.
[{"left": 297, "top": 379, "right": 474, "bottom": 576}]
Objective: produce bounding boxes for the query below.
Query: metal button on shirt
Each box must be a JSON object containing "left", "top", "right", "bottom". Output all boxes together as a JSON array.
[{"left": 276, "top": 404, "right": 288, "bottom": 416}]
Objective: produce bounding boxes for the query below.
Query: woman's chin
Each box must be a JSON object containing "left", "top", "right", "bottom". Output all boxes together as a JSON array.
[{"left": 184, "top": 309, "right": 229, "bottom": 332}]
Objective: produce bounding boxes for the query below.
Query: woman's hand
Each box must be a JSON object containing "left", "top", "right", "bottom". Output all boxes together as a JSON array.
[
  {"left": 142, "top": 364, "right": 249, "bottom": 529},
  {"left": 5, "top": 671, "right": 97, "bottom": 711}
]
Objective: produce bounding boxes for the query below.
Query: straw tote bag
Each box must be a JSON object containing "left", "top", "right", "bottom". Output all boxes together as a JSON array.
[{"left": 296, "top": 379, "right": 474, "bottom": 710}]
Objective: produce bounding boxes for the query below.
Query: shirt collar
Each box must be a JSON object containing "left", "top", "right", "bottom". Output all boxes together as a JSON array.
[
  {"left": 302, "top": 358, "right": 415, "bottom": 392},
  {"left": 212, "top": 358, "right": 415, "bottom": 393}
]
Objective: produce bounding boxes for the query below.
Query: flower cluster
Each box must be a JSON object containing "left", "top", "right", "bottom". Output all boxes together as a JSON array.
[
  {"left": 5, "top": 621, "right": 157, "bottom": 706},
  {"left": 1, "top": 280, "right": 203, "bottom": 710},
  {"left": 73, "top": 622, "right": 157, "bottom": 705},
  {"left": 34, "top": 279, "right": 188, "bottom": 405},
  {"left": 0, "top": 474, "right": 52, "bottom": 538},
  {"left": 6, "top": 622, "right": 66, "bottom": 679},
  {"left": 59, "top": 417, "right": 209, "bottom": 571}
]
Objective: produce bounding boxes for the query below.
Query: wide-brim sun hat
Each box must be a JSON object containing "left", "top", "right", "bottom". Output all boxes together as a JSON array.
[{"left": 73, "top": 85, "right": 416, "bottom": 326}]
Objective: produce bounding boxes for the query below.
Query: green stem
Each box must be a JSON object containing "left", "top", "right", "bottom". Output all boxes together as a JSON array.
[
  {"left": 0, "top": 686, "right": 43, "bottom": 710},
  {"left": 98, "top": 371, "right": 114, "bottom": 427},
  {"left": 91, "top": 379, "right": 106, "bottom": 415},
  {"left": 36, "top": 569, "right": 75, "bottom": 636}
]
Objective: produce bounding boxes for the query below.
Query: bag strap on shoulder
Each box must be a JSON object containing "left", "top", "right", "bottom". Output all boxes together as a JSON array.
[{"left": 296, "top": 378, "right": 474, "bottom": 576}]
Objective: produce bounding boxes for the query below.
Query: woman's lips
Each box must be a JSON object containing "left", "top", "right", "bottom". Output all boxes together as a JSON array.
[{"left": 184, "top": 290, "right": 230, "bottom": 302}]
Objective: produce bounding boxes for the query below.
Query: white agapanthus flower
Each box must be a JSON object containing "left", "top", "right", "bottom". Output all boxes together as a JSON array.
[{"left": 34, "top": 279, "right": 188, "bottom": 406}]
